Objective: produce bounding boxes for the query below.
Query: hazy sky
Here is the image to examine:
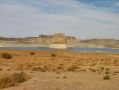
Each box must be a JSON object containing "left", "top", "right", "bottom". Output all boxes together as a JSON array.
[{"left": 0, "top": 0, "right": 119, "bottom": 39}]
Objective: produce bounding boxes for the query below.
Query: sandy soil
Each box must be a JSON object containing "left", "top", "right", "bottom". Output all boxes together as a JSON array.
[{"left": 0, "top": 50, "right": 119, "bottom": 90}]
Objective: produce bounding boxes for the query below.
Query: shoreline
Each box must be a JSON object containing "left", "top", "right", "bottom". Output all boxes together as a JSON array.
[
  {"left": 0, "top": 45, "right": 119, "bottom": 49},
  {"left": 0, "top": 47, "right": 119, "bottom": 54}
]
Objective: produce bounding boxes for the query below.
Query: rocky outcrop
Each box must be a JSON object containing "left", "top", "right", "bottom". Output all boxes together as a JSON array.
[
  {"left": 0, "top": 33, "right": 79, "bottom": 47},
  {"left": 80, "top": 39, "right": 119, "bottom": 48},
  {"left": 0, "top": 34, "right": 119, "bottom": 48}
]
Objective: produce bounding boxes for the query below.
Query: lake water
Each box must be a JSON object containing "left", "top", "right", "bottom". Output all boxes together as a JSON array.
[{"left": 0, "top": 47, "right": 119, "bottom": 53}]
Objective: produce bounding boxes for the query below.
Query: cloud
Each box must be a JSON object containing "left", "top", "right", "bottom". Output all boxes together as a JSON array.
[
  {"left": 114, "top": 1, "right": 119, "bottom": 7},
  {"left": 0, "top": 0, "right": 119, "bottom": 39}
]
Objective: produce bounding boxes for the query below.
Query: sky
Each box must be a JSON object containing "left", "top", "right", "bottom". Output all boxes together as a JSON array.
[{"left": 0, "top": 0, "right": 119, "bottom": 39}]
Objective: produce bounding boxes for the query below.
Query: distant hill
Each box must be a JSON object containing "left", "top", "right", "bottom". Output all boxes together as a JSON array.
[
  {"left": 80, "top": 39, "right": 119, "bottom": 48},
  {"left": 0, "top": 33, "right": 79, "bottom": 47},
  {"left": 0, "top": 34, "right": 119, "bottom": 48}
]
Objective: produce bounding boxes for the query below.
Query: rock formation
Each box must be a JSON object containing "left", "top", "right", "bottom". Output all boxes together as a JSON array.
[{"left": 0, "top": 33, "right": 79, "bottom": 47}]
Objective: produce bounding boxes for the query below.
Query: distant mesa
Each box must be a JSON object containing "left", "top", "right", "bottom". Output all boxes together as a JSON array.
[
  {"left": 39, "top": 33, "right": 79, "bottom": 49},
  {"left": 50, "top": 33, "right": 67, "bottom": 49},
  {"left": 0, "top": 33, "right": 119, "bottom": 48},
  {"left": 0, "top": 33, "right": 79, "bottom": 48},
  {"left": 38, "top": 33, "right": 79, "bottom": 49}
]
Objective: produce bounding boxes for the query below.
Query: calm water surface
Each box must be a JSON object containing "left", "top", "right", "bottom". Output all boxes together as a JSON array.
[{"left": 0, "top": 47, "right": 119, "bottom": 53}]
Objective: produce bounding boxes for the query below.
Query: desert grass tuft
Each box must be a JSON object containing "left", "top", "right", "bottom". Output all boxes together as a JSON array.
[
  {"left": 103, "top": 75, "right": 110, "bottom": 80},
  {"left": 0, "top": 72, "right": 30, "bottom": 89},
  {"left": 62, "top": 76, "right": 67, "bottom": 79},
  {"left": 30, "top": 52, "right": 35, "bottom": 55},
  {"left": 67, "top": 65, "right": 79, "bottom": 72},
  {"left": 0, "top": 68, "right": 3, "bottom": 71},
  {"left": 1, "top": 53, "right": 13, "bottom": 59}
]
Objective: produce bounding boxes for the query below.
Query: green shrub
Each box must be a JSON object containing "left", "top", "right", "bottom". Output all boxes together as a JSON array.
[{"left": 1, "top": 53, "right": 13, "bottom": 59}]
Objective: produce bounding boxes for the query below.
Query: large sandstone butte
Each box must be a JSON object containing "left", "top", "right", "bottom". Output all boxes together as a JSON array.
[
  {"left": 0, "top": 33, "right": 80, "bottom": 47},
  {"left": 38, "top": 33, "right": 79, "bottom": 46},
  {"left": 51, "top": 33, "right": 66, "bottom": 44},
  {"left": 0, "top": 33, "right": 118, "bottom": 48}
]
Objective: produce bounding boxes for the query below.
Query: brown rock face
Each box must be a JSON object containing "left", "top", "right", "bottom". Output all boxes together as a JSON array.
[
  {"left": 51, "top": 33, "right": 66, "bottom": 44},
  {"left": 0, "top": 33, "right": 79, "bottom": 47},
  {"left": 38, "top": 33, "right": 79, "bottom": 46}
]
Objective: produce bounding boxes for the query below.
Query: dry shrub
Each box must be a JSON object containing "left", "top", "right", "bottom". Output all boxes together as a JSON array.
[
  {"left": 30, "top": 52, "right": 35, "bottom": 55},
  {"left": 56, "top": 88, "right": 62, "bottom": 90},
  {"left": 100, "top": 67, "right": 104, "bottom": 71},
  {"left": 1, "top": 53, "right": 13, "bottom": 59},
  {"left": 62, "top": 76, "right": 67, "bottom": 79},
  {"left": 0, "top": 72, "right": 30, "bottom": 89},
  {"left": 113, "top": 71, "right": 119, "bottom": 74},
  {"left": 0, "top": 68, "right": 3, "bottom": 71},
  {"left": 79, "top": 69, "right": 86, "bottom": 72},
  {"left": 105, "top": 71, "right": 110, "bottom": 74},
  {"left": 67, "top": 65, "right": 79, "bottom": 71},
  {"left": 57, "top": 64, "right": 64, "bottom": 70},
  {"left": 55, "top": 71, "right": 62, "bottom": 74},
  {"left": 32, "top": 66, "right": 47, "bottom": 72},
  {"left": 89, "top": 68, "right": 96, "bottom": 72},
  {"left": 56, "top": 76, "right": 60, "bottom": 79},
  {"left": 51, "top": 53, "right": 57, "bottom": 57},
  {"left": 103, "top": 75, "right": 110, "bottom": 80},
  {"left": 51, "top": 53, "right": 57, "bottom": 60},
  {"left": 105, "top": 68, "right": 110, "bottom": 71}
]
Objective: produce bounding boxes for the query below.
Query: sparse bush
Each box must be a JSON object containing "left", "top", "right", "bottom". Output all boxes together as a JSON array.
[
  {"left": 67, "top": 65, "right": 79, "bottom": 71},
  {"left": 79, "top": 69, "right": 86, "bottom": 72},
  {"left": 57, "top": 64, "right": 64, "bottom": 70},
  {"left": 7, "top": 69, "right": 11, "bottom": 71},
  {"left": 101, "top": 59, "right": 104, "bottom": 61},
  {"left": 51, "top": 53, "right": 57, "bottom": 57},
  {"left": 113, "top": 71, "right": 119, "bottom": 74},
  {"left": 51, "top": 53, "right": 57, "bottom": 60},
  {"left": 62, "top": 76, "right": 67, "bottom": 79},
  {"left": 100, "top": 67, "right": 104, "bottom": 71},
  {"left": 0, "top": 68, "right": 3, "bottom": 71},
  {"left": 56, "top": 76, "right": 60, "bottom": 79},
  {"left": 89, "top": 68, "right": 96, "bottom": 72},
  {"left": 1, "top": 53, "right": 13, "bottom": 59},
  {"left": 30, "top": 52, "right": 35, "bottom": 55},
  {"left": 114, "top": 60, "right": 118, "bottom": 63},
  {"left": 55, "top": 71, "right": 62, "bottom": 74},
  {"left": 56, "top": 88, "right": 61, "bottom": 90},
  {"left": 90, "top": 63, "right": 96, "bottom": 66},
  {"left": 32, "top": 66, "right": 46, "bottom": 72},
  {"left": 105, "top": 71, "right": 110, "bottom": 74},
  {"left": 105, "top": 68, "right": 110, "bottom": 71},
  {"left": 0, "top": 72, "right": 30, "bottom": 89},
  {"left": 103, "top": 75, "right": 110, "bottom": 80}
]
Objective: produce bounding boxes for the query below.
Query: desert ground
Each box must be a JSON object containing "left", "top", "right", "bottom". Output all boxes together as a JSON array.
[{"left": 0, "top": 50, "right": 119, "bottom": 90}]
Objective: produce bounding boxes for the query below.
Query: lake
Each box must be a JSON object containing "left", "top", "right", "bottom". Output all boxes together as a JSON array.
[{"left": 0, "top": 47, "right": 119, "bottom": 53}]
